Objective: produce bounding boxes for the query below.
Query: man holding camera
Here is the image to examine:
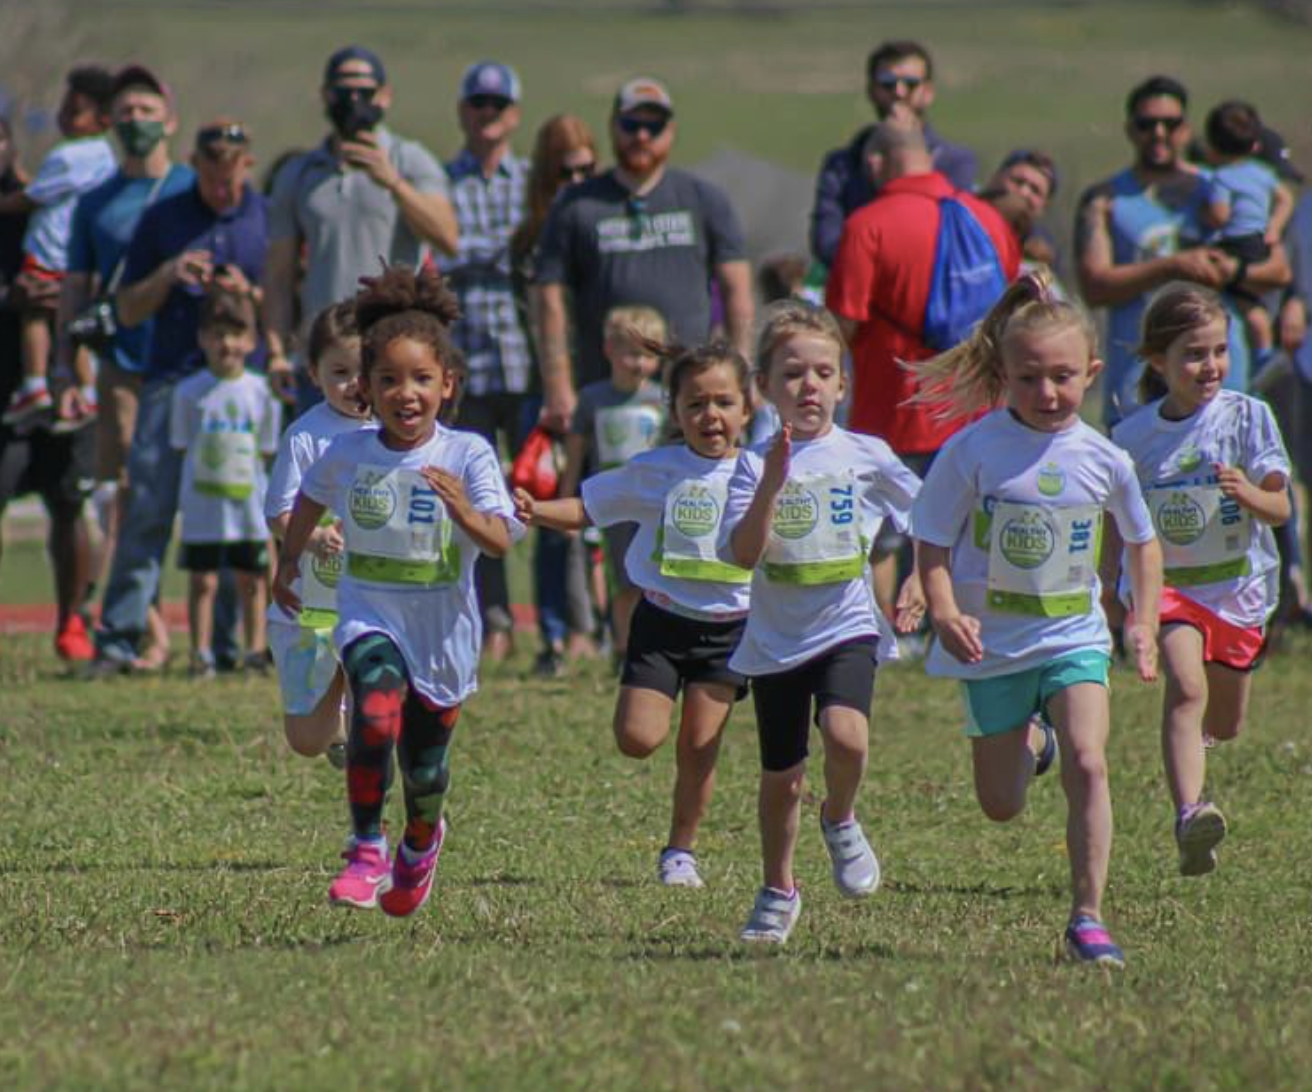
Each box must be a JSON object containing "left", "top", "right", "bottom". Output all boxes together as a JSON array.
[{"left": 262, "top": 46, "right": 458, "bottom": 410}]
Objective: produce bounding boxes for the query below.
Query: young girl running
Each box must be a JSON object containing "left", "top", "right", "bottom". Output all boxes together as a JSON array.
[
  {"left": 266, "top": 301, "right": 374, "bottom": 767},
  {"left": 911, "top": 271, "right": 1162, "bottom": 968},
  {"left": 273, "top": 268, "right": 522, "bottom": 917},
  {"left": 1109, "top": 283, "right": 1291, "bottom": 877},
  {"left": 515, "top": 341, "right": 753, "bottom": 889},
  {"left": 720, "top": 301, "right": 922, "bottom": 945}
]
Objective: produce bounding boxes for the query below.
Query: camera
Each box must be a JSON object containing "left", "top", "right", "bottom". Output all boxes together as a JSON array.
[
  {"left": 328, "top": 87, "right": 383, "bottom": 141},
  {"left": 66, "top": 299, "right": 117, "bottom": 353}
]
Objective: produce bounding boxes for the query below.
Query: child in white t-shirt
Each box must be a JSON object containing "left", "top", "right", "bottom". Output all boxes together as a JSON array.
[
  {"left": 274, "top": 268, "right": 523, "bottom": 919},
  {"left": 909, "top": 270, "right": 1162, "bottom": 969},
  {"left": 1109, "top": 282, "right": 1291, "bottom": 878},
  {"left": 719, "top": 301, "right": 922, "bottom": 946},
  {"left": 265, "top": 302, "right": 374, "bottom": 768},
  {"left": 563, "top": 305, "right": 668, "bottom": 660},
  {"left": 170, "top": 289, "right": 281, "bottom": 677},
  {"left": 516, "top": 341, "right": 753, "bottom": 890}
]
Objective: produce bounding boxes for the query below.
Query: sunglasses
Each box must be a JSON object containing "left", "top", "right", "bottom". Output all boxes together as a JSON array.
[
  {"left": 330, "top": 85, "right": 377, "bottom": 103},
  {"left": 875, "top": 74, "right": 924, "bottom": 92},
  {"left": 559, "top": 161, "right": 596, "bottom": 182},
  {"left": 467, "top": 94, "right": 512, "bottom": 112},
  {"left": 617, "top": 115, "right": 668, "bottom": 138},
  {"left": 197, "top": 123, "right": 249, "bottom": 148},
  {"left": 1133, "top": 115, "right": 1184, "bottom": 134}
]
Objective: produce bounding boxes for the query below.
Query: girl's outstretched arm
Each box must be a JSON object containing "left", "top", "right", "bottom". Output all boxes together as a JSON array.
[
  {"left": 1124, "top": 535, "right": 1163, "bottom": 683},
  {"left": 514, "top": 489, "right": 589, "bottom": 533}
]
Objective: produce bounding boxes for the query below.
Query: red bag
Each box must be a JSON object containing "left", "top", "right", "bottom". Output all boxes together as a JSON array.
[{"left": 510, "top": 426, "right": 561, "bottom": 500}]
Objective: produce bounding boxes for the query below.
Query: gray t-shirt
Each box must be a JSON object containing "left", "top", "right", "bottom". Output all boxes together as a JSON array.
[
  {"left": 536, "top": 167, "right": 746, "bottom": 387},
  {"left": 571, "top": 378, "right": 666, "bottom": 476},
  {"left": 268, "top": 127, "right": 450, "bottom": 343}
]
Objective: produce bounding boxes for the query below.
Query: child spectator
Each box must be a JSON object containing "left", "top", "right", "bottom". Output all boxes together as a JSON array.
[
  {"left": 170, "top": 288, "right": 281, "bottom": 676},
  {"left": 1, "top": 66, "right": 117, "bottom": 425}
]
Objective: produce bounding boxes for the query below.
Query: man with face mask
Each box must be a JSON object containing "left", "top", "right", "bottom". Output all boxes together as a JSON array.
[{"left": 262, "top": 46, "right": 458, "bottom": 411}]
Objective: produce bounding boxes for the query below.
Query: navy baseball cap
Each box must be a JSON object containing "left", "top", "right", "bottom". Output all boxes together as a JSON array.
[
  {"left": 460, "top": 61, "right": 521, "bottom": 104},
  {"left": 1257, "top": 125, "right": 1305, "bottom": 184},
  {"left": 324, "top": 46, "right": 387, "bottom": 87}
]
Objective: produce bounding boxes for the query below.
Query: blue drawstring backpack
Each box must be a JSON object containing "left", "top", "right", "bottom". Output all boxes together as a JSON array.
[{"left": 922, "top": 196, "right": 1009, "bottom": 351}]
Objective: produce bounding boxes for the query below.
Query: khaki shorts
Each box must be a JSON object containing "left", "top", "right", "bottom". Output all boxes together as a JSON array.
[{"left": 96, "top": 359, "right": 143, "bottom": 484}]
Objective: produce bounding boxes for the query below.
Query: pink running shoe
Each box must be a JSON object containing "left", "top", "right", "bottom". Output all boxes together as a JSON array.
[
  {"left": 380, "top": 820, "right": 446, "bottom": 919},
  {"left": 328, "top": 839, "right": 391, "bottom": 909}
]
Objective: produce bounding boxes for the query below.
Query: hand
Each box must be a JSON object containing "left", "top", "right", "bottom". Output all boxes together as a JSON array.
[
  {"left": 308, "top": 522, "right": 344, "bottom": 561},
  {"left": 1214, "top": 462, "right": 1256, "bottom": 506},
  {"left": 760, "top": 423, "right": 792, "bottom": 494},
  {"left": 540, "top": 384, "right": 577, "bottom": 434},
  {"left": 893, "top": 572, "right": 926, "bottom": 635},
  {"left": 421, "top": 466, "right": 473, "bottom": 522},
  {"left": 211, "top": 262, "right": 254, "bottom": 297},
  {"left": 272, "top": 556, "right": 302, "bottom": 615},
  {"left": 57, "top": 386, "right": 90, "bottom": 422},
  {"left": 1125, "top": 620, "right": 1158, "bottom": 682},
  {"left": 1173, "top": 247, "right": 1228, "bottom": 289},
  {"left": 512, "top": 486, "right": 538, "bottom": 526},
  {"left": 10, "top": 270, "right": 61, "bottom": 311},
  {"left": 339, "top": 131, "right": 402, "bottom": 192},
  {"left": 171, "top": 249, "right": 214, "bottom": 287},
  {"left": 930, "top": 610, "right": 984, "bottom": 664},
  {"left": 266, "top": 354, "right": 299, "bottom": 406},
  {"left": 1279, "top": 298, "right": 1308, "bottom": 353}
]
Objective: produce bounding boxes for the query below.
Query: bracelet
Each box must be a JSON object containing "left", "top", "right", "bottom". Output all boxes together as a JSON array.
[{"left": 1227, "top": 258, "right": 1249, "bottom": 290}]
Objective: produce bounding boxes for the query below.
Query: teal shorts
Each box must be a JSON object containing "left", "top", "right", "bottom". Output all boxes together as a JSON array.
[{"left": 960, "top": 649, "right": 1111, "bottom": 738}]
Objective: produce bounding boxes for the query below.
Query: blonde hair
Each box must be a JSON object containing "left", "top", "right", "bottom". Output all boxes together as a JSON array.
[
  {"left": 604, "top": 304, "right": 668, "bottom": 346},
  {"left": 1135, "top": 282, "right": 1229, "bottom": 403},
  {"left": 908, "top": 268, "right": 1097, "bottom": 420},
  {"left": 754, "top": 298, "right": 846, "bottom": 377}
]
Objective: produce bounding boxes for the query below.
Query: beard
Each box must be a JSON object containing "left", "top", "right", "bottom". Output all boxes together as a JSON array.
[{"left": 616, "top": 141, "right": 667, "bottom": 176}]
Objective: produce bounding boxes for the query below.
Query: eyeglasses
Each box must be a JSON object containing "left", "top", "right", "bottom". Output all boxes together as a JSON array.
[
  {"left": 467, "top": 94, "right": 512, "bottom": 112},
  {"left": 197, "top": 123, "right": 249, "bottom": 148},
  {"left": 559, "top": 161, "right": 596, "bottom": 182},
  {"left": 1133, "top": 115, "right": 1184, "bottom": 134},
  {"left": 617, "top": 115, "right": 668, "bottom": 138},
  {"left": 875, "top": 74, "right": 924, "bottom": 92}
]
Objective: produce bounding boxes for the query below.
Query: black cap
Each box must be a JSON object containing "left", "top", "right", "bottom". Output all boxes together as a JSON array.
[
  {"left": 1257, "top": 125, "right": 1304, "bottom": 184},
  {"left": 323, "top": 46, "right": 386, "bottom": 88}
]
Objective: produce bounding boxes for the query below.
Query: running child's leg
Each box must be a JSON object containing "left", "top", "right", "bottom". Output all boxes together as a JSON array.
[
  {"left": 816, "top": 706, "right": 868, "bottom": 825},
  {"left": 1200, "top": 661, "right": 1253, "bottom": 744},
  {"left": 970, "top": 725, "right": 1038, "bottom": 822},
  {"left": 341, "top": 633, "right": 407, "bottom": 841},
  {"left": 284, "top": 667, "right": 347, "bottom": 757},
  {"left": 1046, "top": 682, "right": 1112, "bottom": 923},
  {"left": 1160, "top": 624, "right": 1209, "bottom": 811},
  {"left": 612, "top": 686, "right": 675, "bottom": 759},
  {"left": 396, "top": 694, "right": 460, "bottom": 855},
  {"left": 759, "top": 761, "right": 805, "bottom": 893},
  {"left": 668, "top": 682, "right": 733, "bottom": 851}
]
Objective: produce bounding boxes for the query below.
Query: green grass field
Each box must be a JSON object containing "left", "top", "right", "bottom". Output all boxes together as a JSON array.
[{"left": 4, "top": 628, "right": 1312, "bottom": 1091}]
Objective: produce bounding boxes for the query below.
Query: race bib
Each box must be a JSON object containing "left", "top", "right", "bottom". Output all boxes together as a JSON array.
[
  {"left": 1147, "top": 483, "right": 1251, "bottom": 587},
  {"left": 984, "top": 500, "right": 1102, "bottom": 617},
  {"left": 343, "top": 465, "right": 459, "bottom": 586},
  {"left": 762, "top": 472, "right": 865, "bottom": 585},
  {"left": 195, "top": 430, "right": 257, "bottom": 500},
  {"left": 299, "top": 512, "right": 343, "bottom": 628},
  {"left": 595, "top": 404, "right": 663, "bottom": 468},
  {"left": 657, "top": 477, "right": 751, "bottom": 584}
]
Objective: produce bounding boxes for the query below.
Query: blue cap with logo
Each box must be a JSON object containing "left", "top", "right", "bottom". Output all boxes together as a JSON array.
[
  {"left": 460, "top": 61, "right": 521, "bottom": 104},
  {"left": 324, "top": 46, "right": 387, "bottom": 87}
]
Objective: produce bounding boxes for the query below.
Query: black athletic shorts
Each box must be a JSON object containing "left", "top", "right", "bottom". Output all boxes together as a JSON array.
[
  {"left": 179, "top": 540, "right": 269, "bottom": 573},
  {"left": 0, "top": 422, "right": 95, "bottom": 517},
  {"left": 621, "top": 596, "right": 748, "bottom": 701},
  {"left": 750, "top": 635, "right": 878, "bottom": 772}
]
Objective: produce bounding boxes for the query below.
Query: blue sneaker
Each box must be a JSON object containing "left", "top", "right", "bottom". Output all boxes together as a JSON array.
[
  {"left": 1064, "top": 915, "right": 1125, "bottom": 969},
  {"left": 1034, "top": 716, "right": 1058, "bottom": 777}
]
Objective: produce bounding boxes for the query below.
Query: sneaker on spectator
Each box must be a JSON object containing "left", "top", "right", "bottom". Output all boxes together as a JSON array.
[
  {"left": 380, "top": 819, "right": 446, "bottom": 918},
  {"left": 189, "top": 651, "right": 217, "bottom": 680},
  {"left": 533, "top": 647, "right": 565, "bottom": 678},
  {"left": 54, "top": 615, "right": 95, "bottom": 662},
  {"left": 1176, "top": 801, "right": 1227, "bottom": 877},
  {"left": 657, "top": 847, "right": 704, "bottom": 888},
  {"left": 1064, "top": 914, "right": 1125, "bottom": 968},
  {"left": 328, "top": 838, "right": 392, "bottom": 909},
  {"left": 740, "top": 885, "right": 801, "bottom": 944},
  {"left": 325, "top": 741, "right": 347, "bottom": 770},
  {"left": 820, "top": 812, "right": 881, "bottom": 898},
  {"left": 2, "top": 382, "right": 53, "bottom": 426}
]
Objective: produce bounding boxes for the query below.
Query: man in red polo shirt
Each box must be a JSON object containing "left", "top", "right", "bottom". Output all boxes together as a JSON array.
[{"left": 826, "top": 116, "right": 1019, "bottom": 617}]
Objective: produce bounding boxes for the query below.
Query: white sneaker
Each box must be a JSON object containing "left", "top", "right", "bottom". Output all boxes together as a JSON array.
[
  {"left": 820, "top": 813, "right": 881, "bottom": 898},
  {"left": 740, "top": 886, "right": 801, "bottom": 944},
  {"left": 657, "top": 847, "right": 704, "bottom": 888}
]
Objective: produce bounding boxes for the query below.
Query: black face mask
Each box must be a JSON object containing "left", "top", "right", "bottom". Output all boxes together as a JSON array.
[{"left": 327, "top": 88, "right": 384, "bottom": 140}]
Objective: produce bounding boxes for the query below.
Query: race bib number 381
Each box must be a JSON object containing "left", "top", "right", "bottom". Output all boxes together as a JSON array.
[{"left": 984, "top": 500, "right": 1102, "bottom": 617}]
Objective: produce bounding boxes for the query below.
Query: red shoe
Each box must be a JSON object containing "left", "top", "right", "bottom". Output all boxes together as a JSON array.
[
  {"left": 3, "top": 384, "right": 54, "bottom": 426},
  {"left": 55, "top": 615, "right": 95, "bottom": 662},
  {"left": 379, "top": 819, "right": 446, "bottom": 918}
]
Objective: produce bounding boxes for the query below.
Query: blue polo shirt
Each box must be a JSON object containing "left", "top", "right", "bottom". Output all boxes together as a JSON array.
[
  {"left": 67, "top": 164, "right": 196, "bottom": 375},
  {"left": 122, "top": 182, "right": 268, "bottom": 382}
]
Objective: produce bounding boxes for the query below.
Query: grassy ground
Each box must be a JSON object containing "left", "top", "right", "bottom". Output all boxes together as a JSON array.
[{"left": 4, "top": 628, "right": 1312, "bottom": 1091}]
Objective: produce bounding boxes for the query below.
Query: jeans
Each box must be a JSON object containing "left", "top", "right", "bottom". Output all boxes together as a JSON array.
[{"left": 97, "top": 378, "right": 239, "bottom": 662}]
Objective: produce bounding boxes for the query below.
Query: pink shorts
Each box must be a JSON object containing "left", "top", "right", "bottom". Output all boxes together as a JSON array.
[{"left": 1158, "top": 586, "right": 1266, "bottom": 672}]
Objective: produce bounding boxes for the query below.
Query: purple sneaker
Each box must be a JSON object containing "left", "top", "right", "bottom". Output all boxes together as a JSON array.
[
  {"left": 1176, "top": 801, "right": 1227, "bottom": 877},
  {"left": 328, "top": 839, "right": 391, "bottom": 909},
  {"left": 1064, "top": 915, "right": 1125, "bottom": 969},
  {"left": 380, "top": 819, "right": 446, "bottom": 919}
]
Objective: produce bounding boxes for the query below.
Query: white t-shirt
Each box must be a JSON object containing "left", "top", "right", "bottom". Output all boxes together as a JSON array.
[
  {"left": 22, "top": 135, "right": 117, "bottom": 271},
  {"left": 718, "top": 426, "right": 921, "bottom": 676},
  {"left": 914, "top": 410, "right": 1155, "bottom": 680},
  {"left": 1112, "top": 389, "right": 1290, "bottom": 627},
  {"left": 581, "top": 444, "right": 752, "bottom": 618},
  {"left": 169, "top": 371, "right": 282, "bottom": 544},
  {"left": 300, "top": 425, "right": 525, "bottom": 707},
  {"left": 264, "top": 402, "right": 376, "bottom": 629}
]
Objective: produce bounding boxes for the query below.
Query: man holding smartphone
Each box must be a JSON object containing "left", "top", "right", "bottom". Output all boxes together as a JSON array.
[{"left": 262, "top": 46, "right": 458, "bottom": 412}]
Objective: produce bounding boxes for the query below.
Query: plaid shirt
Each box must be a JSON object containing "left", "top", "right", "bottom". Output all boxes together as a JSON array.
[{"left": 442, "top": 148, "right": 530, "bottom": 396}]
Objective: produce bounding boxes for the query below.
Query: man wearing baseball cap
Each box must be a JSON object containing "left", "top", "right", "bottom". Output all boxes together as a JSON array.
[
  {"left": 262, "top": 45, "right": 457, "bottom": 411},
  {"left": 443, "top": 60, "right": 530, "bottom": 661},
  {"left": 535, "top": 75, "right": 753, "bottom": 432}
]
